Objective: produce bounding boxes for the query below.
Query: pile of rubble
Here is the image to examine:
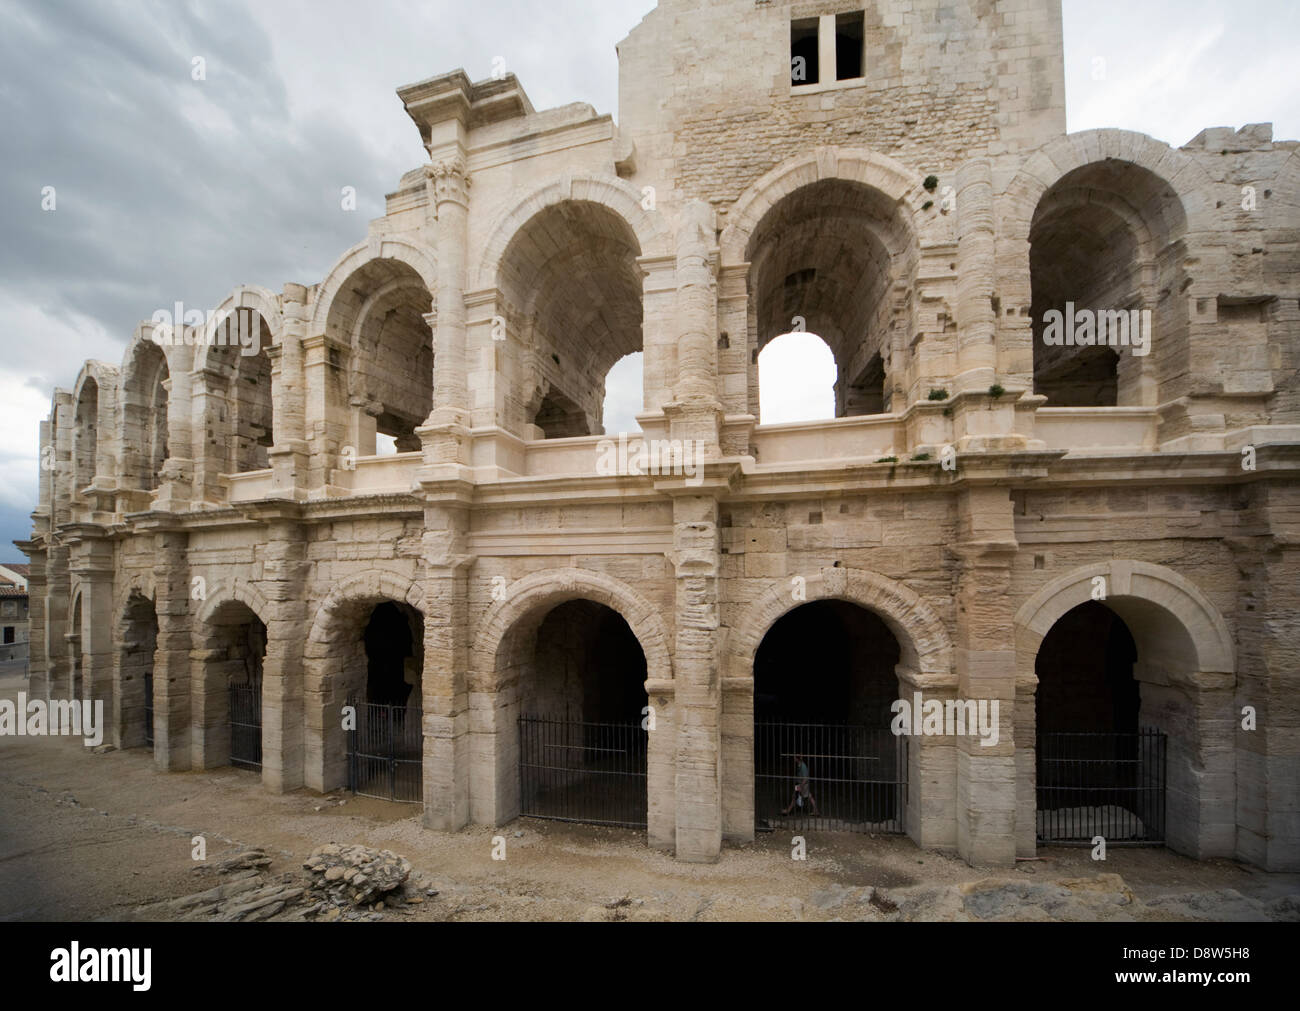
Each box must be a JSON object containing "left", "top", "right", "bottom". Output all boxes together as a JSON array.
[
  {"left": 164, "top": 850, "right": 304, "bottom": 922},
  {"left": 147, "top": 844, "right": 438, "bottom": 923},
  {"left": 301, "top": 843, "right": 438, "bottom": 921}
]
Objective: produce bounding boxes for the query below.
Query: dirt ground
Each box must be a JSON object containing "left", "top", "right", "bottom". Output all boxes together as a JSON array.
[{"left": 1, "top": 665, "right": 1296, "bottom": 922}]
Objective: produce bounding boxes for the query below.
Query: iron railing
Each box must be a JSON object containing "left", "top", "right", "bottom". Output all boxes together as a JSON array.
[
  {"left": 229, "top": 682, "right": 262, "bottom": 770},
  {"left": 518, "top": 716, "right": 647, "bottom": 828},
  {"left": 346, "top": 695, "right": 423, "bottom": 803},
  {"left": 754, "top": 722, "right": 908, "bottom": 834},
  {"left": 1036, "top": 728, "right": 1166, "bottom": 844}
]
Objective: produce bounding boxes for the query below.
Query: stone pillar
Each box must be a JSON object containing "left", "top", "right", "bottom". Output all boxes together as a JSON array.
[
  {"left": 954, "top": 158, "right": 997, "bottom": 395},
  {"left": 953, "top": 486, "right": 1018, "bottom": 866},
  {"left": 1230, "top": 505, "right": 1300, "bottom": 870},
  {"left": 418, "top": 156, "right": 473, "bottom": 468},
  {"left": 420, "top": 500, "right": 472, "bottom": 830},
  {"left": 673, "top": 200, "right": 718, "bottom": 407},
  {"left": 638, "top": 255, "right": 678, "bottom": 420},
  {"left": 44, "top": 391, "right": 74, "bottom": 697},
  {"left": 269, "top": 282, "right": 310, "bottom": 499},
  {"left": 898, "top": 667, "right": 959, "bottom": 849},
  {"left": 715, "top": 262, "right": 756, "bottom": 454},
  {"left": 301, "top": 334, "right": 350, "bottom": 493},
  {"left": 151, "top": 527, "right": 191, "bottom": 770},
  {"left": 261, "top": 518, "right": 307, "bottom": 792},
  {"left": 68, "top": 531, "right": 115, "bottom": 731},
  {"left": 153, "top": 341, "right": 194, "bottom": 510},
  {"left": 20, "top": 543, "right": 48, "bottom": 697},
  {"left": 668, "top": 489, "right": 724, "bottom": 861}
]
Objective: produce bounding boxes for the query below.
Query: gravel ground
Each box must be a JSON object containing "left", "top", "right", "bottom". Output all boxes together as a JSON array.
[{"left": 1, "top": 667, "right": 1296, "bottom": 922}]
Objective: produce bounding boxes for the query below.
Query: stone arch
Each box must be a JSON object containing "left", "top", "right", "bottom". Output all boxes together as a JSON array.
[
  {"left": 720, "top": 146, "right": 924, "bottom": 266},
  {"left": 1014, "top": 560, "right": 1234, "bottom": 684},
  {"left": 471, "top": 567, "right": 672, "bottom": 689},
  {"left": 195, "top": 578, "right": 272, "bottom": 627},
  {"left": 725, "top": 566, "right": 953, "bottom": 686},
  {"left": 722, "top": 566, "right": 953, "bottom": 848},
  {"left": 119, "top": 326, "right": 172, "bottom": 498},
  {"left": 468, "top": 567, "right": 672, "bottom": 831},
  {"left": 309, "top": 237, "right": 438, "bottom": 336},
  {"left": 114, "top": 586, "right": 158, "bottom": 750},
  {"left": 193, "top": 283, "right": 282, "bottom": 374},
  {"left": 1003, "top": 129, "right": 1218, "bottom": 239},
  {"left": 719, "top": 148, "right": 924, "bottom": 421},
  {"left": 1014, "top": 560, "right": 1236, "bottom": 860},
  {"left": 302, "top": 569, "right": 427, "bottom": 793},
  {"left": 70, "top": 360, "right": 118, "bottom": 498},
  {"left": 471, "top": 173, "right": 672, "bottom": 292},
  {"left": 1005, "top": 130, "right": 1213, "bottom": 408},
  {"left": 307, "top": 570, "right": 427, "bottom": 647}
]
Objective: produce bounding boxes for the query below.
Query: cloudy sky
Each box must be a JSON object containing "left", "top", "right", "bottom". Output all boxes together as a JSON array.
[{"left": 1, "top": 0, "right": 1297, "bottom": 557}]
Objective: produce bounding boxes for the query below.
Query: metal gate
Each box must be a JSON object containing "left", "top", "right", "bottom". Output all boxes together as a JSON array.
[
  {"left": 755, "top": 723, "right": 908, "bottom": 833},
  {"left": 518, "top": 716, "right": 647, "bottom": 828},
  {"left": 346, "top": 695, "right": 423, "bottom": 803},
  {"left": 229, "top": 682, "right": 262, "bottom": 770},
  {"left": 1036, "top": 728, "right": 1166, "bottom": 844},
  {"left": 143, "top": 672, "right": 154, "bottom": 748}
]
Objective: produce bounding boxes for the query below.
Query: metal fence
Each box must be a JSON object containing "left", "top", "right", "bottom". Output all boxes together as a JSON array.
[
  {"left": 518, "top": 716, "right": 647, "bottom": 828},
  {"left": 229, "top": 683, "right": 262, "bottom": 770},
  {"left": 755, "top": 722, "right": 908, "bottom": 834},
  {"left": 1036, "top": 728, "right": 1166, "bottom": 844},
  {"left": 346, "top": 695, "right": 423, "bottom": 803},
  {"left": 143, "top": 672, "right": 154, "bottom": 748}
]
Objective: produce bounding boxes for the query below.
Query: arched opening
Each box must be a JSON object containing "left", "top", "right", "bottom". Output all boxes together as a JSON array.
[
  {"left": 753, "top": 600, "right": 906, "bottom": 832},
  {"left": 746, "top": 179, "right": 914, "bottom": 421},
  {"left": 205, "top": 310, "right": 274, "bottom": 475},
  {"left": 119, "top": 592, "right": 158, "bottom": 750},
  {"left": 325, "top": 259, "right": 434, "bottom": 453},
  {"left": 333, "top": 600, "right": 424, "bottom": 803},
  {"left": 1034, "top": 601, "right": 1163, "bottom": 845},
  {"left": 73, "top": 377, "right": 99, "bottom": 497},
  {"left": 68, "top": 592, "right": 83, "bottom": 699},
  {"left": 498, "top": 201, "right": 643, "bottom": 440},
  {"left": 198, "top": 601, "right": 266, "bottom": 772},
  {"left": 1030, "top": 161, "right": 1187, "bottom": 406},
  {"left": 601, "top": 351, "right": 643, "bottom": 436},
  {"left": 123, "top": 339, "right": 169, "bottom": 496},
  {"left": 756, "top": 331, "right": 836, "bottom": 424},
  {"left": 499, "top": 599, "right": 648, "bottom": 827}
]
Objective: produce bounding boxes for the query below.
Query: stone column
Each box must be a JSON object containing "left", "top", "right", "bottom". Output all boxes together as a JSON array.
[
  {"left": 268, "top": 284, "right": 311, "bottom": 500},
  {"left": 953, "top": 486, "right": 1019, "bottom": 866},
  {"left": 150, "top": 527, "right": 192, "bottom": 770},
  {"left": 898, "top": 666, "right": 959, "bottom": 849},
  {"left": 68, "top": 530, "right": 115, "bottom": 731},
  {"left": 418, "top": 157, "right": 473, "bottom": 468},
  {"left": 300, "top": 334, "right": 350, "bottom": 493},
  {"left": 154, "top": 342, "right": 194, "bottom": 510},
  {"left": 44, "top": 391, "right": 74, "bottom": 697},
  {"left": 419, "top": 499, "right": 472, "bottom": 830},
  {"left": 1230, "top": 510, "right": 1300, "bottom": 870},
  {"left": 20, "top": 543, "right": 48, "bottom": 697},
  {"left": 260, "top": 517, "right": 307, "bottom": 792},
  {"left": 667, "top": 487, "right": 725, "bottom": 861},
  {"left": 954, "top": 158, "right": 997, "bottom": 395}
]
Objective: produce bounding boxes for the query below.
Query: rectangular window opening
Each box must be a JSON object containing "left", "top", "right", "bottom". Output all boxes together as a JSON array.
[
  {"left": 836, "top": 11, "right": 865, "bottom": 80},
  {"left": 791, "top": 18, "right": 819, "bottom": 86}
]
